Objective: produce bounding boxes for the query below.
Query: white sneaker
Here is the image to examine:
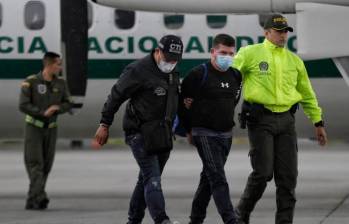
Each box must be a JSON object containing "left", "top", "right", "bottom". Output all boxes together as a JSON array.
[{"left": 160, "top": 220, "right": 180, "bottom": 224}]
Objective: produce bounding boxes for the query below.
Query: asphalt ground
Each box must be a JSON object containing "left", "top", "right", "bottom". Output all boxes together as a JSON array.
[{"left": 0, "top": 139, "right": 348, "bottom": 224}]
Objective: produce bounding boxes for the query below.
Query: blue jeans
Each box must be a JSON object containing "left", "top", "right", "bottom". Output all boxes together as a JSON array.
[
  {"left": 190, "top": 136, "right": 236, "bottom": 224},
  {"left": 125, "top": 133, "right": 170, "bottom": 224}
]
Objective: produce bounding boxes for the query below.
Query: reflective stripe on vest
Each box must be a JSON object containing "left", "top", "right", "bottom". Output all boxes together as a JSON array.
[{"left": 25, "top": 115, "right": 57, "bottom": 128}]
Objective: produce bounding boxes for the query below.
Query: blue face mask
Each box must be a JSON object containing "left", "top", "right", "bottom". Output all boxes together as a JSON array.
[{"left": 216, "top": 55, "right": 233, "bottom": 71}]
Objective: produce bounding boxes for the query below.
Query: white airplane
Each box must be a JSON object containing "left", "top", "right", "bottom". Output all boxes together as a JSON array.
[{"left": 0, "top": 0, "right": 348, "bottom": 140}]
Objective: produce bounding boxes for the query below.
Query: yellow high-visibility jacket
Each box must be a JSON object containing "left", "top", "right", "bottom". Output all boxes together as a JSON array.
[{"left": 233, "top": 39, "right": 322, "bottom": 123}]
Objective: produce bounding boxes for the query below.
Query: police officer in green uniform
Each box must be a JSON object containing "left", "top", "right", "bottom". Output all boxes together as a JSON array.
[
  {"left": 233, "top": 14, "right": 328, "bottom": 224},
  {"left": 19, "top": 52, "right": 73, "bottom": 210}
]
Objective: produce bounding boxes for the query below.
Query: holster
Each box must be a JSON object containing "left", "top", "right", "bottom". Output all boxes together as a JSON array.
[{"left": 238, "top": 101, "right": 265, "bottom": 129}]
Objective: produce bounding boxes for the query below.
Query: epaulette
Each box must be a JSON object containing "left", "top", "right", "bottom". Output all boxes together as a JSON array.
[{"left": 27, "top": 74, "right": 37, "bottom": 80}]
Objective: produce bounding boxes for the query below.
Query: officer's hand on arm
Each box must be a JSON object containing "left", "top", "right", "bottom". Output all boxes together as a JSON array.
[
  {"left": 94, "top": 124, "right": 109, "bottom": 146},
  {"left": 184, "top": 98, "right": 194, "bottom": 109},
  {"left": 315, "top": 126, "right": 327, "bottom": 146},
  {"left": 43, "top": 105, "right": 60, "bottom": 117}
]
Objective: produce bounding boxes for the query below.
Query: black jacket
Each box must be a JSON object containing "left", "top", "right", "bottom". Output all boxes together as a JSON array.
[
  {"left": 100, "top": 52, "right": 180, "bottom": 134},
  {"left": 180, "top": 61, "right": 242, "bottom": 132}
]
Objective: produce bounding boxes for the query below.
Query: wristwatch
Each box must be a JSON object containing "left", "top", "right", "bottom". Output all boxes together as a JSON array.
[{"left": 314, "top": 120, "right": 324, "bottom": 127}]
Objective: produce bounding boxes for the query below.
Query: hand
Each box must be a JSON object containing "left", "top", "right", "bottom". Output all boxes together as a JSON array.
[
  {"left": 94, "top": 125, "right": 109, "bottom": 146},
  {"left": 44, "top": 105, "right": 60, "bottom": 117},
  {"left": 186, "top": 132, "right": 194, "bottom": 145},
  {"left": 184, "top": 98, "right": 194, "bottom": 109},
  {"left": 315, "top": 126, "right": 327, "bottom": 146}
]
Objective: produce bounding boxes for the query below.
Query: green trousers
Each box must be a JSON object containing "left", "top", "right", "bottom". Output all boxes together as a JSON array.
[
  {"left": 24, "top": 124, "right": 57, "bottom": 203},
  {"left": 237, "top": 111, "right": 298, "bottom": 224}
]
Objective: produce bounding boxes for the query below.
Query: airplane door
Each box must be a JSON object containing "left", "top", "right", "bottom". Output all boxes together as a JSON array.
[{"left": 60, "top": 0, "right": 88, "bottom": 113}]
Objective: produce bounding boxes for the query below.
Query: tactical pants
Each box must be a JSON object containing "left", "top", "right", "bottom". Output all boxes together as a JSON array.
[
  {"left": 190, "top": 136, "right": 236, "bottom": 224},
  {"left": 237, "top": 111, "right": 298, "bottom": 224},
  {"left": 24, "top": 124, "right": 57, "bottom": 204}
]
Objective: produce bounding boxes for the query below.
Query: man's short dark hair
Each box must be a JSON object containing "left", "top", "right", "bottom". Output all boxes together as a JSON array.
[
  {"left": 212, "top": 34, "right": 235, "bottom": 48},
  {"left": 43, "top": 52, "right": 60, "bottom": 66}
]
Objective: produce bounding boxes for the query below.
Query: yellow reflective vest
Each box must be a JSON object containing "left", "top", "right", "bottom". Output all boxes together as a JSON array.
[{"left": 233, "top": 39, "right": 322, "bottom": 123}]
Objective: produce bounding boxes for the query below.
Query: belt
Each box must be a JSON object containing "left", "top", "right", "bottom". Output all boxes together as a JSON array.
[
  {"left": 25, "top": 115, "right": 57, "bottom": 129},
  {"left": 262, "top": 107, "right": 290, "bottom": 115}
]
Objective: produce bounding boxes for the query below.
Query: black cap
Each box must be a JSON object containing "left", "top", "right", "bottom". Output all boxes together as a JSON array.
[
  {"left": 264, "top": 14, "right": 293, "bottom": 32},
  {"left": 158, "top": 35, "right": 183, "bottom": 61}
]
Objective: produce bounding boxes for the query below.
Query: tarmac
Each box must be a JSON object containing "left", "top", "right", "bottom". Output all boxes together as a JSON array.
[{"left": 0, "top": 139, "right": 349, "bottom": 224}]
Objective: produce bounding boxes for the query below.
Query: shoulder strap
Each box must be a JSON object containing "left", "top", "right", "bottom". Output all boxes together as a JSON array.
[
  {"left": 200, "top": 63, "right": 208, "bottom": 86},
  {"left": 165, "top": 73, "right": 176, "bottom": 123}
]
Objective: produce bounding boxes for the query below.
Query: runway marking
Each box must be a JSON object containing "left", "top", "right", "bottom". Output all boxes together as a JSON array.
[{"left": 319, "top": 192, "right": 349, "bottom": 224}]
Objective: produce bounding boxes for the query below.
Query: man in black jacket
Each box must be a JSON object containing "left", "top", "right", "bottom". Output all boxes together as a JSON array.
[
  {"left": 94, "top": 35, "right": 183, "bottom": 224},
  {"left": 180, "top": 34, "right": 242, "bottom": 224}
]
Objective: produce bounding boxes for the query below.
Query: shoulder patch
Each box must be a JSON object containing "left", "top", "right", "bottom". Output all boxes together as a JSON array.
[
  {"left": 27, "top": 74, "right": 37, "bottom": 80},
  {"left": 21, "top": 82, "right": 30, "bottom": 88}
]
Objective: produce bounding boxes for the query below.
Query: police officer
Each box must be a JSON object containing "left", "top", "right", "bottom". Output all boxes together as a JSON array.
[
  {"left": 94, "top": 35, "right": 183, "bottom": 224},
  {"left": 180, "top": 34, "right": 242, "bottom": 224},
  {"left": 19, "top": 52, "right": 73, "bottom": 210},
  {"left": 233, "top": 14, "right": 328, "bottom": 224}
]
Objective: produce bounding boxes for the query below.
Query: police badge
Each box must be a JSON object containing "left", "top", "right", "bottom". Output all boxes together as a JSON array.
[
  {"left": 259, "top": 61, "right": 269, "bottom": 72},
  {"left": 37, "top": 84, "right": 47, "bottom": 94}
]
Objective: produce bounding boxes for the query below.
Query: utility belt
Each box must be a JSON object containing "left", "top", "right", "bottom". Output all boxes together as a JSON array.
[
  {"left": 238, "top": 101, "right": 298, "bottom": 129},
  {"left": 25, "top": 115, "right": 57, "bottom": 129}
]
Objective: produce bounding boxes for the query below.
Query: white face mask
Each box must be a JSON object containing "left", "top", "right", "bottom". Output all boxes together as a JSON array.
[{"left": 157, "top": 59, "right": 177, "bottom": 73}]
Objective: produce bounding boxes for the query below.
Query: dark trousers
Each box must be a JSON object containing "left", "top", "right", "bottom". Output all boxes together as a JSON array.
[
  {"left": 190, "top": 136, "right": 236, "bottom": 224},
  {"left": 24, "top": 124, "right": 57, "bottom": 203},
  {"left": 237, "top": 112, "right": 298, "bottom": 224},
  {"left": 125, "top": 133, "right": 170, "bottom": 224}
]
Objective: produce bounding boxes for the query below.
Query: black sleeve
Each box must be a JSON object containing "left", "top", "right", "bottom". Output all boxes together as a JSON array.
[
  {"left": 181, "top": 66, "right": 203, "bottom": 98},
  {"left": 178, "top": 66, "right": 204, "bottom": 133},
  {"left": 100, "top": 65, "right": 142, "bottom": 126},
  {"left": 234, "top": 69, "right": 243, "bottom": 105}
]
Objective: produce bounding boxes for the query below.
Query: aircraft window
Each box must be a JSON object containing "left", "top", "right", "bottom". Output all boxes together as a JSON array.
[
  {"left": 114, "top": 10, "right": 135, "bottom": 29},
  {"left": 88, "top": 2, "right": 93, "bottom": 28},
  {"left": 207, "top": 15, "right": 227, "bottom": 29},
  {"left": 164, "top": 15, "right": 184, "bottom": 29},
  {"left": 0, "top": 4, "right": 2, "bottom": 27},
  {"left": 25, "top": 1, "right": 45, "bottom": 30}
]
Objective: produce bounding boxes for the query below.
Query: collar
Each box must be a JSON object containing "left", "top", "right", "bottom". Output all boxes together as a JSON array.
[
  {"left": 263, "top": 39, "right": 285, "bottom": 51},
  {"left": 37, "top": 71, "right": 57, "bottom": 82}
]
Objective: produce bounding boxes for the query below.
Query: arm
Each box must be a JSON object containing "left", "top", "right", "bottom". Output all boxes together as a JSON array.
[
  {"left": 296, "top": 61, "right": 327, "bottom": 145},
  {"left": 100, "top": 66, "right": 142, "bottom": 126},
  {"left": 232, "top": 46, "right": 248, "bottom": 76},
  {"left": 178, "top": 67, "right": 202, "bottom": 136},
  {"left": 19, "top": 80, "right": 45, "bottom": 118},
  {"left": 234, "top": 69, "right": 243, "bottom": 106},
  {"left": 95, "top": 66, "right": 142, "bottom": 146},
  {"left": 296, "top": 61, "right": 322, "bottom": 124}
]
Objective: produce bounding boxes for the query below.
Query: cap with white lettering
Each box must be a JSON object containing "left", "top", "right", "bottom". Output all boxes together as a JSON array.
[{"left": 158, "top": 35, "right": 183, "bottom": 61}]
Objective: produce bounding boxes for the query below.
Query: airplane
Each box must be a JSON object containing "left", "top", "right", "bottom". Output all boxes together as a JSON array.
[{"left": 0, "top": 0, "right": 348, "bottom": 142}]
